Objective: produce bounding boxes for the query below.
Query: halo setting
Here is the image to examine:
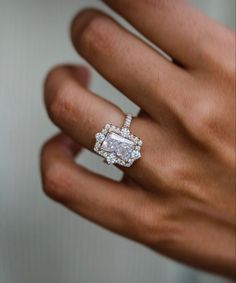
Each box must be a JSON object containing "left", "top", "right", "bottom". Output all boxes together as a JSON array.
[{"left": 94, "top": 114, "right": 142, "bottom": 167}]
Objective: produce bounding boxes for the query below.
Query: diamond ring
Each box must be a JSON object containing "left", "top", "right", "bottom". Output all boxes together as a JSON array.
[{"left": 94, "top": 114, "right": 143, "bottom": 167}]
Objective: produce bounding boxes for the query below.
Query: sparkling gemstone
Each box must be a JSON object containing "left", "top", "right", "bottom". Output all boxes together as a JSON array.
[
  {"left": 96, "top": 133, "right": 105, "bottom": 142},
  {"left": 95, "top": 122, "right": 142, "bottom": 167},
  {"left": 101, "top": 132, "right": 135, "bottom": 161},
  {"left": 106, "top": 153, "right": 116, "bottom": 164},
  {"left": 121, "top": 128, "right": 130, "bottom": 137},
  {"left": 116, "top": 143, "right": 133, "bottom": 161},
  {"left": 101, "top": 135, "right": 120, "bottom": 152},
  {"left": 138, "top": 140, "right": 143, "bottom": 146},
  {"left": 131, "top": 150, "right": 141, "bottom": 159}
]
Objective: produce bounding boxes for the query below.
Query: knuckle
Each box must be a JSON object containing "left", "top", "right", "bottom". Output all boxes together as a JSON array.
[
  {"left": 164, "top": 161, "right": 205, "bottom": 199},
  {"left": 48, "top": 80, "right": 76, "bottom": 124},
  {"left": 136, "top": 202, "right": 179, "bottom": 247},
  {"left": 139, "top": 207, "right": 159, "bottom": 242},
  {"left": 199, "top": 31, "right": 235, "bottom": 75},
  {"left": 45, "top": 66, "right": 63, "bottom": 89},
  {"left": 72, "top": 10, "right": 115, "bottom": 56},
  {"left": 166, "top": 159, "right": 192, "bottom": 189},
  {"left": 181, "top": 98, "right": 223, "bottom": 145},
  {"left": 42, "top": 163, "right": 72, "bottom": 202},
  {"left": 192, "top": 102, "right": 220, "bottom": 139},
  {"left": 44, "top": 66, "right": 76, "bottom": 124}
]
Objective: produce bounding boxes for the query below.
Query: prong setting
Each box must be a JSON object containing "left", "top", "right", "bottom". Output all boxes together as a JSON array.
[{"left": 94, "top": 121, "right": 142, "bottom": 167}]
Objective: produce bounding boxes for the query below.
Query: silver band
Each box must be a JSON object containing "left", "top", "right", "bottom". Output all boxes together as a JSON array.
[{"left": 122, "top": 113, "right": 132, "bottom": 129}]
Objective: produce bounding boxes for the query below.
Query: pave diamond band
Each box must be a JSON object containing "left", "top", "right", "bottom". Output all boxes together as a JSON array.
[
  {"left": 94, "top": 114, "right": 142, "bottom": 167},
  {"left": 123, "top": 113, "right": 132, "bottom": 129}
]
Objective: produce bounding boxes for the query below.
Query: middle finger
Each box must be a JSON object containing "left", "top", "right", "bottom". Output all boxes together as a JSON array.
[{"left": 71, "top": 9, "right": 191, "bottom": 122}]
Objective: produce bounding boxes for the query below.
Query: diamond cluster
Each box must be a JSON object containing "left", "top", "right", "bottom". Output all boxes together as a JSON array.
[{"left": 94, "top": 124, "right": 142, "bottom": 167}]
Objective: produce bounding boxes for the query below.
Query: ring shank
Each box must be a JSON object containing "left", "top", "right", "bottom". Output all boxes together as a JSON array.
[{"left": 122, "top": 113, "right": 133, "bottom": 129}]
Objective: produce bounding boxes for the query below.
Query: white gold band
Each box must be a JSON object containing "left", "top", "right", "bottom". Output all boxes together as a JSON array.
[{"left": 122, "top": 113, "right": 133, "bottom": 129}]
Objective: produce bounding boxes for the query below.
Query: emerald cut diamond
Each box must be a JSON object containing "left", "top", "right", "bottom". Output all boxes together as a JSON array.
[{"left": 94, "top": 115, "right": 142, "bottom": 167}]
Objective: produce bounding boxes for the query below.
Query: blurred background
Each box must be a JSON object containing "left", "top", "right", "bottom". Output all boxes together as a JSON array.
[{"left": 0, "top": 0, "right": 235, "bottom": 282}]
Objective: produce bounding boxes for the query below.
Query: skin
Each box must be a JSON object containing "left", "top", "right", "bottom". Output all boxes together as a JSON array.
[{"left": 40, "top": 0, "right": 236, "bottom": 278}]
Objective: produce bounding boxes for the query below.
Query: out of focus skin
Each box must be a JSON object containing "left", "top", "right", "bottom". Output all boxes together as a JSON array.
[{"left": 41, "top": 0, "right": 236, "bottom": 278}]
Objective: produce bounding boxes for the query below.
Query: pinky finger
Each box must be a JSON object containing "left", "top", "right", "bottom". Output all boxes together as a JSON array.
[{"left": 40, "top": 133, "right": 148, "bottom": 241}]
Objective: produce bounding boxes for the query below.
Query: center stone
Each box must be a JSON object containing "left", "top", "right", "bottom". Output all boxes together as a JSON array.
[{"left": 101, "top": 132, "right": 134, "bottom": 161}]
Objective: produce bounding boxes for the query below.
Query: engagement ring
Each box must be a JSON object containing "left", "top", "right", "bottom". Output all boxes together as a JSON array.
[{"left": 94, "top": 114, "right": 143, "bottom": 167}]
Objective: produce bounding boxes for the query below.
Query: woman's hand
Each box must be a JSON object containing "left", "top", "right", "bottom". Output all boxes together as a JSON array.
[{"left": 41, "top": 0, "right": 235, "bottom": 278}]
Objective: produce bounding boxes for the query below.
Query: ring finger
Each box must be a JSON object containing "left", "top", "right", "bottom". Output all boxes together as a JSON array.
[
  {"left": 44, "top": 65, "right": 159, "bottom": 181},
  {"left": 71, "top": 9, "right": 193, "bottom": 124}
]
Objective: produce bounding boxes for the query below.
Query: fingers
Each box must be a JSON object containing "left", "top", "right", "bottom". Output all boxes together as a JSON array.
[
  {"left": 44, "top": 65, "right": 162, "bottom": 182},
  {"left": 102, "top": 0, "right": 228, "bottom": 69},
  {"left": 70, "top": 9, "right": 190, "bottom": 121},
  {"left": 40, "top": 133, "right": 152, "bottom": 241},
  {"left": 44, "top": 65, "right": 124, "bottom": 150}
]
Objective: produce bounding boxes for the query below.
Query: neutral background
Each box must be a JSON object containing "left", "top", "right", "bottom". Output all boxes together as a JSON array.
[{"left": 0, "top": 1, "right": 235, "bottom": 283}]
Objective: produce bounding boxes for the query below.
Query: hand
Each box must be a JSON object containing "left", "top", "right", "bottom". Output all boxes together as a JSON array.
[{"left": 41, "top": 0, "right": 236, "bottom": 278}]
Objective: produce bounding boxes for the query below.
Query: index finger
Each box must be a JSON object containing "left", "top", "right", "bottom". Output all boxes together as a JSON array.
[{"left": 103, "top": 0, "right": 230, "bottom": 68}]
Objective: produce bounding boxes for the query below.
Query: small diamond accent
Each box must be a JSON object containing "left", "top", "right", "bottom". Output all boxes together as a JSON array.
[
  {"left": 106, "top": 153, "right": 116, "bottom": 165},
  {"left": 96, "top": 133, "right": 105, "bottom": 142},
  {"left": 121, "top": 128, "right": 130, "bottom": 137},
  {"left": 131, "top": 150, "right": 141, "bottom": 159},
  {"left": 138, "top": 140, "right": 143, "bottom": 146},
  {"left": 116, "top": 143, "right": 133, "bottom": 161}
]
